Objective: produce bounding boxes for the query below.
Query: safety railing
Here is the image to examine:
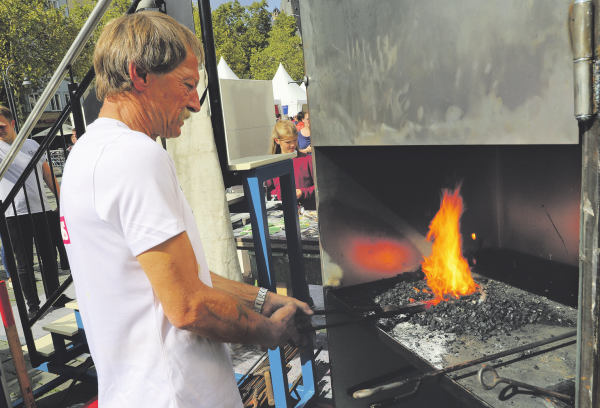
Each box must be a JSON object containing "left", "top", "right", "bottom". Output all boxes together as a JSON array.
[{"left": 0, "top": 0, "right": 142, "bottom": 368}]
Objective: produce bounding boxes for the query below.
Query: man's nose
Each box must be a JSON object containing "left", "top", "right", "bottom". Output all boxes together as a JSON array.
[{"left": 188, "top": 88, "right": 201, "bottom": 113}]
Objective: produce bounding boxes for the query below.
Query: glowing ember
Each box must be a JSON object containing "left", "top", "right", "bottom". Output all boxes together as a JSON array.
[{"left": 421, "top": 186, "right": 479, "bottom": 305}]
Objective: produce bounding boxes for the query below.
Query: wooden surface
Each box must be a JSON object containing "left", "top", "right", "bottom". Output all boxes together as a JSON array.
[
  {"left": 42, "top": 314, "right": 78, "bottom": 337},
  {"left": 22, "top": 334, "right": 73, "bottom": 358},
  {"left": 228, "top": 152, "right": 296, "bottom": 171},
  {"left": 64, "top": 301, "right": 79, "bottom": 310}
]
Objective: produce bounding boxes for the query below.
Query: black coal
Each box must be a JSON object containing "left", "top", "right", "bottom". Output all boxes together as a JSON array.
[{"left": 374, "top": 273, "right": 576, "bottom": 341}]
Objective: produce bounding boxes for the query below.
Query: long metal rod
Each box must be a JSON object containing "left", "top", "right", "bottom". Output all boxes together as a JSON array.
[
  {"left": 197, "top": 0, "right": 233, "bottom": 188},
  {"left": 0, "top": 0, "right": 114, "bottom": 182},
  {"left": 2, "top": 64, "right": 20, "bottom": 133},
  {"left": 303, "top": 303, "right": 429, "bottom": 332},
  {"left": 576, "top": 0, "right": 600, "bottom": 406},
  {"left": 353, "top": 330, "right": 577, "bottom": 399}
]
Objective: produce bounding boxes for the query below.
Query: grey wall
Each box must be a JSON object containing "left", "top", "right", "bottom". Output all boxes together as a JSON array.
[{"left": 302, "top": 0, "right": 578, "bottom": 145}]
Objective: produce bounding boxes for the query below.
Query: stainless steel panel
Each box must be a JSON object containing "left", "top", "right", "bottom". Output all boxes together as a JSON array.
[{"left": 301, "top": 0, "right": 578, "bottom": 145}]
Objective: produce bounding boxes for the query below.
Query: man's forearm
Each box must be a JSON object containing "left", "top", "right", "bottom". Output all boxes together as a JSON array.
[
  {"left": 210, "top": 272, "right": 260, "bottom": 310},
  {"left": 179, "top": 284, "right": 274, "bottom": 345}
]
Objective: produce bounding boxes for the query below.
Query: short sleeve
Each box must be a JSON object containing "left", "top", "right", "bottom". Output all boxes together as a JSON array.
[
  {"left": 94, "top": 137, "right": 186, "bottom": 256},
  {"left": 26, "top": 140, "right": 46, "bottom": 165}
]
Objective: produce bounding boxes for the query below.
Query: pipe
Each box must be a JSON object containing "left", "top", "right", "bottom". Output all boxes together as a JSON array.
[
  {"left": 0, "top": 0, "right": 114, "bottom": 182},
  {"left": 0, "top": 282, "right": 36, "bottom": 408},
  {"left": 197, "top": 0, "right": 233, "bottom": 188},
  {"left": 573, "top": 0, "right": 593, "bottom": 121},
  {"left": 1, "top": 64, "right": 20, "bottom": 133}
]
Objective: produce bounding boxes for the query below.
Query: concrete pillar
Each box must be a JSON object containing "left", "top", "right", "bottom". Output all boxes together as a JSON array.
[{"left": 165, "top": 70, "right": 242, "bottom": 282}]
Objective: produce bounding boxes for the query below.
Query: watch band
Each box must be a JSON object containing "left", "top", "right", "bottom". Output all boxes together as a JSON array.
[{"left": 253, "top": 287, "right": 268, "bottom": 314}]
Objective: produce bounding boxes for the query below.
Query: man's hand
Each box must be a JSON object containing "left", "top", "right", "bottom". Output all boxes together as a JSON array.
[
  {"left": 261, "top": 303, "right": 303, "bottom": 350},
  {"left": 296, "top": 189, "right": 302, "bottom": 199},
  {"left": 261, "top": 291, "right": 315, "bottom": 349},
  {"left": 261, "top": 290, "right": 312, "bottom": 318}
]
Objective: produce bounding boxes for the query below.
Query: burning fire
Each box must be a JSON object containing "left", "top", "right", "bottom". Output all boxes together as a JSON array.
[{"left": 421, "top": 186, "right": 479, "bottom": 305}]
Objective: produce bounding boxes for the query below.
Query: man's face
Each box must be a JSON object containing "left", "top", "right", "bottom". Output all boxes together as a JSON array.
[
  {"left": 0, "top": 116, "right": 17, "bottom": 144},
  {"left": 144, "top": 50, "right": 201, "bottom": 139},
  {"left": 71, "top": 133, "right": 77, "bottom": 144}
]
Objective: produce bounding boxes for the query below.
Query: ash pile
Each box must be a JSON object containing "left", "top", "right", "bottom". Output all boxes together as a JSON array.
[{"left": 374, "top": 272, "right": 576, "bottom": 341}]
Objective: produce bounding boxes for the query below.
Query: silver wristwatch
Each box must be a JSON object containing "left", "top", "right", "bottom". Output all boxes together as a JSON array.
[{"left": 253, "top": 287, "right": 268, "bottom": 314}]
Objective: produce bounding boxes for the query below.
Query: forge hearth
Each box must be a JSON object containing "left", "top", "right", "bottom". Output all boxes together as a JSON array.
[
  {"left": 326, "top": 264, "right": 578, "bottom": 408},
  {"left": 374, "top": 272, "right": 576, "bottom": 342}
]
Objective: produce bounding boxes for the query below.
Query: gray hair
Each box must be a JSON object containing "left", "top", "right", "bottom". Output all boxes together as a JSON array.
[{"left": 93, "top": 12, "right": 204, "bottom": 100}]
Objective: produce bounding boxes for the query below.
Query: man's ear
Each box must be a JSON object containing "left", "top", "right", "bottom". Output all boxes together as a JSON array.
[
  {"left": 128, "top": 61, "right": 149, "bottom": 91},
  {"left": 10, "top": 120, "right": 15, "bottom": 129}
]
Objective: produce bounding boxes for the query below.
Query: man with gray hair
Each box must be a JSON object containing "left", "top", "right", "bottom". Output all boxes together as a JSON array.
[{"left": 60, "top": 12, "right": 312, "bottom": 407}]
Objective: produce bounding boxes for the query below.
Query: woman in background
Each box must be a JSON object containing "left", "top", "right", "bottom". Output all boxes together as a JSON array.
[
  {"left": 266, "top": 120, "right": 315, "bottom": 210},
  {"left": 297, "top": 111, "right": 311, "bottom": 155}
]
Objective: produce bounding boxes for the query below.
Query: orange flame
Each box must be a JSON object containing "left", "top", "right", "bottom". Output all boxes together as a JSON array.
[{"left": 421, "top": 186, "right": 479, "bottom": 305}]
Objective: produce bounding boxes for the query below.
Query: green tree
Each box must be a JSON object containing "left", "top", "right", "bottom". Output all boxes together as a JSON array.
[
  {"left": 242, "top": 1, "right": 271, "bottom": 64},
  {"left": 0, "top": 0, "right": 75, "bottom": 116},
  {"left": 210, "top": 0, "right": 271, "bottom": 79},
  {"left": 211, "top": 1, "right": 248, "bottom": 77},
  {"left": 192, "top": 3, "right": 202, "bottom": 41},
  {"left": 250, "top": 12, "right": 304, "bottom": 81}
]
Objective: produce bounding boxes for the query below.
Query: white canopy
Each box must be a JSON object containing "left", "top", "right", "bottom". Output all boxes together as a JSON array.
[
  {"left": 217, "top": 57, "right": 239, "bottom": 80},
  {"left": 271, "top": 63, "right": 306, "bottom": 116}
]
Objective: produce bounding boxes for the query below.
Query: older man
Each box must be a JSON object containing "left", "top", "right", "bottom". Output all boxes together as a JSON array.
[{"left": 60, "top": 12, "right": 312, "bottom": 408}]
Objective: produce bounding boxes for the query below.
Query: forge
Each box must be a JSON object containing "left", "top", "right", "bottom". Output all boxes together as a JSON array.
[{"left": 298, "top": 0, "right": 598, "bottom": 406}]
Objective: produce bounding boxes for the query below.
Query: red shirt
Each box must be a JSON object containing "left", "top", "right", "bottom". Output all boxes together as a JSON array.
[{"left": 265, "top": 155, "right": 315, "bottom": 210}]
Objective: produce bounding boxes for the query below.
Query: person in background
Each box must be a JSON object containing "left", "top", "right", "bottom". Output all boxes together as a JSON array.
[
  {"left": 67, "top": 129, "right": 78, "bottom": 153},
  {"left": 296, "top": 111, "right": 305, "bottom": 131},
  {"left": 298, "top": 111, "right": 311, "bottom": 155},
  {"left": 275, "top": 113, "right": 281, "bottom": 122},
  {"left": 0, "top": 105, "right": 69, "bottom": 318},
  {"left": 266, "top": 120, "right": 315, "bottom": 210},
  {"left": 0, "top": 246, "right": 12, "bottom": 288}
]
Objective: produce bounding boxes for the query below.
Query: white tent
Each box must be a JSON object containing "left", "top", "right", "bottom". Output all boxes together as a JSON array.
[
  {"left": 217, "top": 57, "right": 239, "bottom": 80},
  {"left": 271, "top": 63, "right": 306, "bottom": 117}
]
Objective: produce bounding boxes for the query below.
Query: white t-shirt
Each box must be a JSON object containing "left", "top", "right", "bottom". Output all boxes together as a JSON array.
[
  {"left": 0, "top": 139, "right": 51, "bottom": 217},
  {"left": 60, "top": 118, "right": 242, "bottom": 408}
]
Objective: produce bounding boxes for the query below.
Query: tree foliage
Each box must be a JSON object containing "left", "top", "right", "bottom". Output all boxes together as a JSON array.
[
  {"left": 0, "top": 0, "right": 75, "bottom": 113},
  {"left": 0, "top": 0, "right": 132, "bottom": 118},
  {"left": 210, "top": 0, "right": 301, "bottom": 80},
  {"left": 250, "top": 12, "right": 304, "bottom": 81},
  {"left": 0, "top": 0, "right": 304, "bottom": 119}
]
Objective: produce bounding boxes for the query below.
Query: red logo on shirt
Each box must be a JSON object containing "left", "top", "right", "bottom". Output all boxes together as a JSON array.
[{"left": 60, "top": 216, "right": 71, "bottom": 244}]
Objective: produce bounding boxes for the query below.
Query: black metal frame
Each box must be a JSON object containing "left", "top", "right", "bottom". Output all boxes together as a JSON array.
[{"left": 197, "top": 0, "right": 235, "bottom": 188}]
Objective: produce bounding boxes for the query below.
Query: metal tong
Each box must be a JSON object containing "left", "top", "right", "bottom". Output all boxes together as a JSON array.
[
  {"left": 478, "top": 365, "right": 574, "bottom": 404},
  {"left": 302, "top": 303, "right": 429, "bottom": 333}
]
